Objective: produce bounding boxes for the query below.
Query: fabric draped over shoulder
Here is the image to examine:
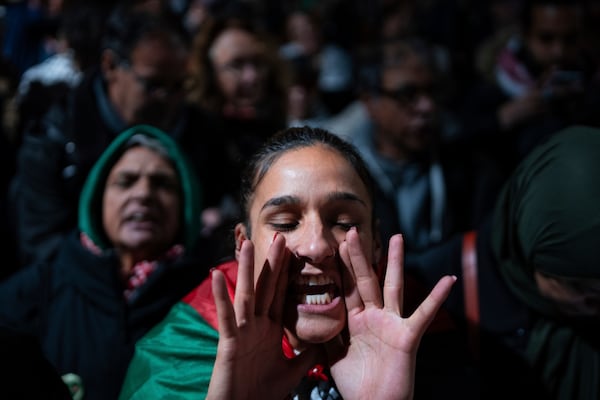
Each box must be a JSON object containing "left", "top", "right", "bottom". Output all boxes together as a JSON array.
[
  {"left": 491, "top": 125, "right": 600, "bottom": 399},
  {"left": 118, "top": 261, "right": 238, "bottom": 399}
]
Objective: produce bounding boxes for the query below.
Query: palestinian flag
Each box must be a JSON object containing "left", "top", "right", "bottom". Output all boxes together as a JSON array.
[
  {"left": 119, "top": 261, "right": 237, "bottom": 399},
  {"left": 119, "top": 260, "right": 337, "bottom": 399}
]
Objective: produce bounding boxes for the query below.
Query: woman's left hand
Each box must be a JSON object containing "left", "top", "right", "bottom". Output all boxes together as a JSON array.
[{"left": 328, "top": 229, "right": 456, "bottom": 400}]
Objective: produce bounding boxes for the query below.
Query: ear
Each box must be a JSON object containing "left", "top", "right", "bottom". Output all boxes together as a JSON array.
[
  {"left": 234, "top": 222, "right": 249, "bottom": 261},
  {"left": 100, "top": 49, "right": 120, "bottom": 82}
]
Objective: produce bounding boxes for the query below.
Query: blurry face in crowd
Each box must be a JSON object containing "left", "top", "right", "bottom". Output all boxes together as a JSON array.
[
  {"left": 209, "top": 27, "right": 268, "bottom": 110},
  {"left": 235, "top": 145, "right": 379, "bottom": 350},
  {"left": 368, "top": 52, "right": 437, "bottom": 159},
  {"left": 525, "top": 4, "right": 583, "bottom": 72},
  {"left": 286, "top": 11, "right": 320, "bottom": 55},
  {"left": 104, "top": 33, "right": 188, "bottom": 130},
  {"left": 534, "top": 271, "right": 600, "bottom": 318},
  {"left": 103, "top": 146, "right": 182, "bottom": 262}
]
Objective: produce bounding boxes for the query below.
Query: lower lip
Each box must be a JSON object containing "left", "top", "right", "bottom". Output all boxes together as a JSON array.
[
  {"left": 124, "top": 220, "right": 157, "bottom": 230},
  {"left": 296, "top": 295, "right": 342, "bottom": 314}
]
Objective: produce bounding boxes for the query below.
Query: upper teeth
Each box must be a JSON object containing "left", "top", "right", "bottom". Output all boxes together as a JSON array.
[
  {"left": 302, "top": 293, "right": 332, "bottom": 305},
  {"left": 131, "top": 212, "right": 147, "bottom": 221}
]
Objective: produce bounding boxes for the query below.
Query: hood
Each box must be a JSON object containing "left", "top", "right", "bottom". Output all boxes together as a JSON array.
[
  {"left": 491, "top": 125, "right": 600, "bottom": 317},
  {"left": 78, "top": 124, "right": 202, "bottom": 251}
]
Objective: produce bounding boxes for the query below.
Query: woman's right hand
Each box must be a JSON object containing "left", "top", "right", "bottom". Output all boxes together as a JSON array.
[{"left": 206, "top": 234, "right": 318, "bottom": 400}]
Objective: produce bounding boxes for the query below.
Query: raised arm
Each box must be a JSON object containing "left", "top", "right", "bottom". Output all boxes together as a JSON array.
[{"left": 206, "top": 234, "right": 318, "bottom": 400}]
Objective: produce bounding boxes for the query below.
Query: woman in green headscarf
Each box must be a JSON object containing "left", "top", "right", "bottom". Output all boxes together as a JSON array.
[
  {"left": 405, "top": 125, "right": 600, "bottom": 399},
  {"left": 491, "top": 125, "right": 600, "bottom": 399},
  {"left": 0, "top": 125, "right": 215, "bottom": 400}
]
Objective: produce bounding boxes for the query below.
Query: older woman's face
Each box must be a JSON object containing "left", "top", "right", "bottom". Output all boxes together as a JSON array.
[
  {"left": 102, "top": 146, "right": 181, "bottom": 259},
  {"left": 240, "top": 145, "right": 377, "bottom": 349}
]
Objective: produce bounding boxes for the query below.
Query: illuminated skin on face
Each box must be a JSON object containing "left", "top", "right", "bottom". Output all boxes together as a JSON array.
[
  {"left": 107, "top": 35, "right": 188, "bottom": 129},
  {"left": 369, "top": 53, "right": 437, "bottom": 159},
  {"left": 526, "top": 5, "right": 582, "bottom": 72},
  {"left": 102, "top": 146, "right": 181, "bottom": 263},
  {"left": 534, "top": 271, "right": 600, "bottom": 318},
  {"left": 210, "top": 27, "right": 268, "bottom": 109},
  {"left": 240, "top": 145, "right": 378, "bottom": 349}
]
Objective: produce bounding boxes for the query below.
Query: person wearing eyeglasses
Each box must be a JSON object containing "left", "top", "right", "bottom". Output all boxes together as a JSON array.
[
  {"left": 325, "top": 37, "right": 502, "bottom": 260},
  {"left": 9, "top": 4, "right": 230, "bottom": 270},
  {"left": 183, "top": 4, "right": 291, "bottom": 260}
]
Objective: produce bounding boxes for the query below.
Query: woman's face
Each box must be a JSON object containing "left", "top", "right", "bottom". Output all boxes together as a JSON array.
[
  {"left": 237, "top": 145, "right": 379, "bottom": 349},
  {"left": 210, "top": 27, "right": 268, "bottom": 109},
  {"left": 102, "top": 146, "right": 181, "bottom": 260}
]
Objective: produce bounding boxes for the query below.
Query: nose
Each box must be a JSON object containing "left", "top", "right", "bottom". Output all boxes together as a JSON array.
[
  {"left": 240, "top": 62, "right": 260, "bottom": 83},
  {"left": 131, "top": 177, "right": 152, "bottom": 199},
  {"left": 290, "top": 218, "right": 337, "bottom": 265},
  {"left": 413, "top": 92, "right": 436, "bottom": 114},
  {"left": 550, "top": 41, "right": 567, "bottom": 64}
]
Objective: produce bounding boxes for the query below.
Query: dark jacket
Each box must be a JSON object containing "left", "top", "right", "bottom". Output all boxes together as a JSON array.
[
  {"left": 0, "top": 125, "right": 217, "bottom": 399},
  {"left": 11, "top": 68, "right": 228, "bottom": 267},
  {"left": 407, "top": 126, "right": 600, "bottom": 400},
  {"left": 0, "top": 232, "right": 213, "bottom": 400}
]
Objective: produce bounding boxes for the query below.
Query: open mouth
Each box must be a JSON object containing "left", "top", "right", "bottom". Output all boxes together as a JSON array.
[
  {"left": 125, "top": 211, "right": 158, "bottom": 224},
  {"left": 292, "top": 275, "right": 340, "bottom": 305}
]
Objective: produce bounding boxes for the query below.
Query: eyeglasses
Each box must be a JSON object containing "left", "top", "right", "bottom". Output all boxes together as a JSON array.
[
  {"left": 215, "top": 56, "right": 268, "bottom": 77},
  {"left": 378, "top": 83, "right": 437, "bottom": 105},
  {"left": 120, "top": 61, "right": 185, "bottom": 96},
  {"left": 535, "top": 31, "right": 579, "bottom": 46}
]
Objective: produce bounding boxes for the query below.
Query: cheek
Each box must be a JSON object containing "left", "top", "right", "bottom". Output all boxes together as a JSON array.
[
  {"left": 163, "top": 195, "right": 181, "bottom": 222},
  {"left": 102, "top": 196, "right": 120, "bottom": 237},
  {"left": 216, "top": 74, "right": 237, "bottom": 99}
]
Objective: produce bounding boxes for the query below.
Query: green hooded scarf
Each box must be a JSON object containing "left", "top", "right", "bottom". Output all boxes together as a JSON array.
[
  {"left": 491, "top": 125, "right": 600, "bottom": 399},
  {"left": 78, "top": 124, "right": 202, "bottom": 251}
]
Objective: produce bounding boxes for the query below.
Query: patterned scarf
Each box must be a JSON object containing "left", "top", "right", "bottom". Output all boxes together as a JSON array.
[{"left": 80, "top": 232, "right": 184, "bottom": 300}]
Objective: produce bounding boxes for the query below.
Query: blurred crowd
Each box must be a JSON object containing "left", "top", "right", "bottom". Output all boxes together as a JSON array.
[{"left": 0, "top": 0, "right": 599, "bottom": 399}]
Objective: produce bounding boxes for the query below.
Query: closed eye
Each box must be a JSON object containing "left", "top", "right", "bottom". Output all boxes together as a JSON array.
[
  {"left": 269, "top": 222, "right": 298, "bottom": 232},
  {"left": 336, "top": 222, "right": 358, "bottom": 231}
]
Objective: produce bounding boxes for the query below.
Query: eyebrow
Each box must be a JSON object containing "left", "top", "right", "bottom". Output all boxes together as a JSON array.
[{"left": 260, "top": 191, "right": 368, "bottom": 212}]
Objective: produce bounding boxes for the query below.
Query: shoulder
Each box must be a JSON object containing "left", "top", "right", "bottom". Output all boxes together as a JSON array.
[{"left": 182, "top": 260, "right": 238, "bottom": 329}]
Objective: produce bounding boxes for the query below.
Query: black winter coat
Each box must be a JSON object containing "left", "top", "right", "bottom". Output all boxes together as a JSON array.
[
  {"left": 0, "top": 231, "right": 212, "bottom": 400},
  {"left": 11, "top": 69, "right": 229, "bottom": 268}
]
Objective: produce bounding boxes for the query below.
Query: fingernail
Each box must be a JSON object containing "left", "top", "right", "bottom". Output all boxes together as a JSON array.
[{"left": 272, "top": 232, "right": 279, "bottom": 243}]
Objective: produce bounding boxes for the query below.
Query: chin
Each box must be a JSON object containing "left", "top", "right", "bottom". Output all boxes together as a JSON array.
[{"left": 287, "top": 313, "right": 346, "bottom": 347}]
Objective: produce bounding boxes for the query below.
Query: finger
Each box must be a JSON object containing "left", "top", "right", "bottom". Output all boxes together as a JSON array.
[
  {"left": 269, "top": 240, "right": 292, "bottom": 321},
  {"left": 212, "top": 269, "right": 238, "bottom": 338},
  {"left": 346, "top": 227, "right": 383, "bottom": 309},
  {"left": 255, "top": 233, "right": 287, "bottom": 316},
  {"left": 383, "top": 234, "right": 404, "bottom": 315},
  {"left": 339, "top": 238, "right": 363, "bottom": 313},
  {"left": 233, "top": 240, "right": 256, "bottom": 327},
  {"left": 408, "top": 275, "right": 457, "bottom": 337}
]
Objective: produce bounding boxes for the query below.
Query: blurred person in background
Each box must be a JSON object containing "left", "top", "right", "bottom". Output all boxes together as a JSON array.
[
  {"left": 1, "top": 0, "right": 64, "bottom": 77},
  {"left": 460, "top": 0, "right": 599, "bottom": 181},
  {"left": 185, "top": 2, "right": 289, "bottom": 251},
  {"left": 9, "top": 4, "right": 227, "bottom": 269},
  {"left": 324, "top": 37, "right": 502, "bottom": 257},
  {"left": 279, "top": 8, "right": 355, "bottom": 116},
  {"left": 0, "top": 125, "right": 216, "bottom": 400},
  {"left": 407, "top": 125, "right": 600, "bottom": 399}
]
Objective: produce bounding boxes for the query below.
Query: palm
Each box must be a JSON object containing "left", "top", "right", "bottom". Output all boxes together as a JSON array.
[
  {"left": 329, "top": 231, "right": 456, "bottom": 400},
  {"left": 207, "top": 237, "right": 317, "bottom": 400}
]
